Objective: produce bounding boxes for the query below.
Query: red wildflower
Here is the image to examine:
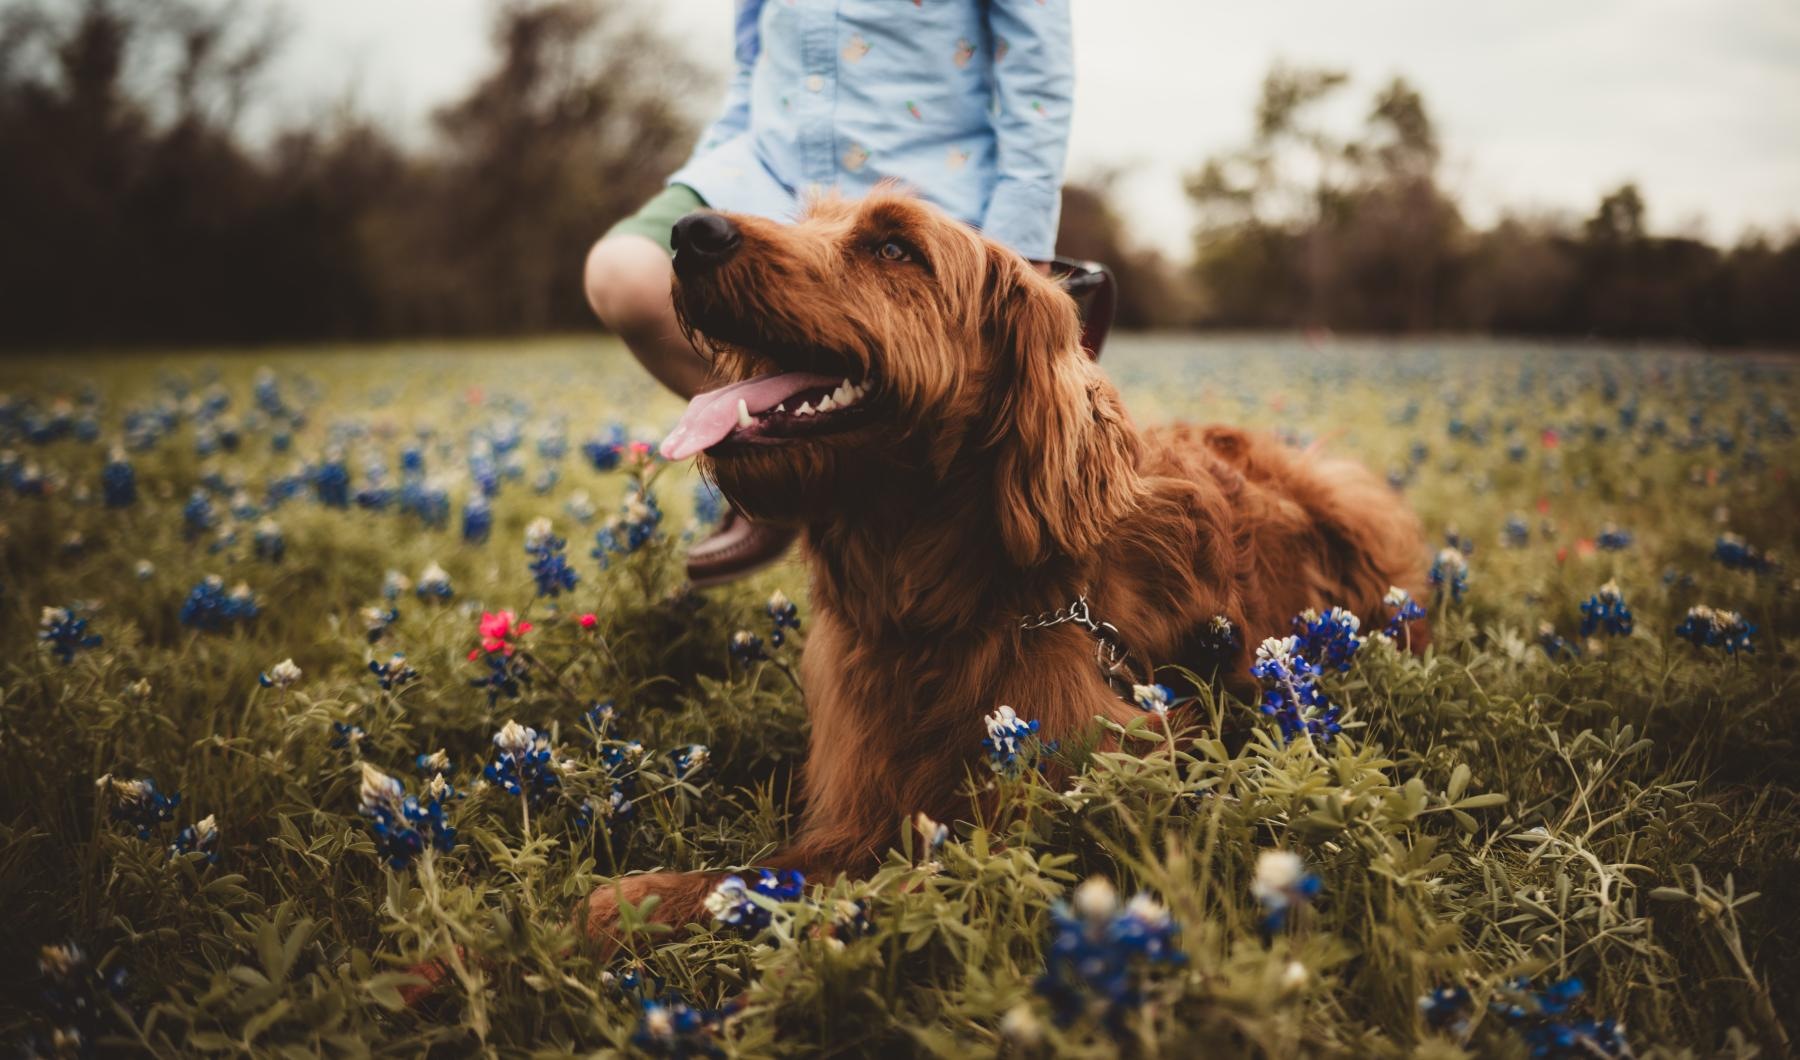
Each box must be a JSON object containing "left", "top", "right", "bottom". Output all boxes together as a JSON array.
[
  {"left": 577, "top": 613, "right": 598, "bottom": 629},
  {"left": 473, "top": 610, "right": 531, "bottom": 657}
]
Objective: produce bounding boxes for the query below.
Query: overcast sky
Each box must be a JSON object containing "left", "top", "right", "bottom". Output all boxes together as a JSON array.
[{"left": 261, "top": 0, "right": 1800, "bottom": 258}]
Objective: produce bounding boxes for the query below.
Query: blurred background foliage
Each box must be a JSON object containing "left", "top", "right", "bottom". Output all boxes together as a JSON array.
[{"left": 1, "top": 0, "right": 1797, "bottom": 349}]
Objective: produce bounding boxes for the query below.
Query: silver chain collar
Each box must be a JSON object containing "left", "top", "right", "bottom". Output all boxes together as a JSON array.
[{"left": 1019, "top": 591, "right": 1149, "bottom": 694}]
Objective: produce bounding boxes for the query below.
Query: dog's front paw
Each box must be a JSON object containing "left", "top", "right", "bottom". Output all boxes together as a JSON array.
[{"left": 581, "top": 871, "right": 721, "bottom": 953}]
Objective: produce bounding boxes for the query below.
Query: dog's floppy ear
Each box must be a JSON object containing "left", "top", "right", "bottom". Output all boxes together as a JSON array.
[{"left": 984, "top": 250, "right": 1144, "bottom": 566}]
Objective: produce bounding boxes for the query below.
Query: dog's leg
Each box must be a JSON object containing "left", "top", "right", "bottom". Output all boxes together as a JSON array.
[
  {"left": 577, "top": 625, "right": 1171, "bottom": 951},
  {"left": 579, "top": 870, "right": 726, "bottom": 955}
]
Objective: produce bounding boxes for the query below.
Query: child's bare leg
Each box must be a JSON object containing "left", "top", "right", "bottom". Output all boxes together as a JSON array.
[{"left": 583, "top": 233, "right": 711, "bottom": 400}]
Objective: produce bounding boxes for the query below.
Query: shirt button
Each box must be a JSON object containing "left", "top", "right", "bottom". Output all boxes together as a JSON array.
[{"left": 805, "top": 74, "right": 825, "bottom": 92}]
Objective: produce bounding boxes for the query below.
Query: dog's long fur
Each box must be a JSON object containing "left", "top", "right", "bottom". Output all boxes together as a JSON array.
[{"left": 582, "top": 191, "right": 1427, "bottom": 940}]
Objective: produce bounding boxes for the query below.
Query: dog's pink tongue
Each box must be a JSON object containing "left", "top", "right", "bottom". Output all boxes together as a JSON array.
[{"left": 660, "top": 372, "right": 838, "bottom": 460}]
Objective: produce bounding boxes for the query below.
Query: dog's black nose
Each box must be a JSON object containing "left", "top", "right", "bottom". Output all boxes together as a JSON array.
[{"left": 671, "top": 211, "right": 741, "bottom": 269}]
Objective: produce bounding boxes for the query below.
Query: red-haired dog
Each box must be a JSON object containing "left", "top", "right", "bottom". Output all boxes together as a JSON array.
[{"left": 584, "top": 190, "right": 1427, "bottom": 942}]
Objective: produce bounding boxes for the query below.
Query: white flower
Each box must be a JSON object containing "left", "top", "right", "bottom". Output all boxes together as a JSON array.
[
  {"left": 382, "top": 569, "right": 411, "bottom": 598},
  {"left": 1255, "top": 635, "right": 1299, "bottom": 664},
  {"left": 1435, "top": 547, "right": 1468, "bottom": 573},
  {"left": 1597, "top": 579, "right": 1623, "bottom": 602},
  {"left": 419, "top": 748, "right": 451, "bottom": 772},
  {"left": 914, "top": 812, "right": 949, "bottom": 852},
  {"left": 427, "top": 773, "right": 451, "bottom": 801},
  {"left": 39, "top": 606, "right": 70, "bottom": 629},
  {"left": 417, "top": 562, "right": 452, "bottom": 594},
  {"left": 984, "top": 705, "right": 1020, "bottom": 740},
  {"left": 640, "top": 1002, "right": 675, "bottom": 1041},
  {"left": 1124, "top": 892, "right": 1171, "bottom": 927},
  {"left": 565, "top": 490, "right": 597, "bottom": 522},
  {"left": 1252, "top": 850, "right": 1307, "bottom": 902},
  {"left": 191, "top": 814, "right": 218, "bottom": 845},
  {"left": 1281, "top": 959, "right": 1310, "bottom": 991},
  {"left": 1131, "top": 683, "right": 1171, "bottom": 714},
  {"left": 493, "top": 720, "right": 534, "bottom": 756},
  {"left": 1073, "top": 876, "right": 1119, "bottom": 921},
  {"left": 1000, "top": 1004, "right": 1043, "bottom": 1045},
  {"left": 524, "top": 517, "right": 555, "bottom": 551},
  {"left": 767, "top": 588, "right": 790, "bottom": 612},
  {"left": 265, "top": 658, "right": 302, "bottom": 688},
  {"left": 135, "top": 559, "right": 155, "bottom": 579},
  {"left": 358, "top": 763, "right": 403, "bottom": 815},
  {"left": 704, "top": 876, "right": 749, "bottom": 920},
  {"left": 38, "top": 943, "right": 85, "bottom": 979},
  {"left": 95, "top": 774, "right": 150, "bottom": 805}
]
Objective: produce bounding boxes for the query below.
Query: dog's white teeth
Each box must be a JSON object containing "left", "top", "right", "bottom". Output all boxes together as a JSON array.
[
  {"left": 736, "top": 398, "right": 753, "bottom": 429},
  {"left": 818, "top": 394, "right": 837, "bottom": 412},
  {"left": 775, "top": 403, "right": 786, "bottom": 413},
  {"left": 796, "top": 401, "right": 815, "bottom": 416}
]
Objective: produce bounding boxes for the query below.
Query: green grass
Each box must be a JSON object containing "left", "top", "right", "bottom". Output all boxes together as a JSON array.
[{"left": 0, "top": 335, "right": 1795, "bottom": 1057}]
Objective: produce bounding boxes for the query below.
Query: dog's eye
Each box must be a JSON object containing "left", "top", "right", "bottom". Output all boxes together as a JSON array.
[{"left": 875, "top": 240, "right": 914, "bottom": 263}]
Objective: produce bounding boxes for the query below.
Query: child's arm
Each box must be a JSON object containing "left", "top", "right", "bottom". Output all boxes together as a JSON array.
[
  {"left": 982, "top": 0, "right": 1074, "bottom": 263},
  {"left": 690, "top": 0, "right": 765, "bottom": 157}
]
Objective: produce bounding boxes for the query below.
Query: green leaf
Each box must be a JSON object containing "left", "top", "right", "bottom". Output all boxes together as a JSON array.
[{"left": 1447, "top": 762, "right": 1471, "bottom": 802}]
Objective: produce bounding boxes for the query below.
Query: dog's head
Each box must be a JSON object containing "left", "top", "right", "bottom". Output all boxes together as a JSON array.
[{"left": 661, "top": 190, "right": 1142, "bottom": 565}]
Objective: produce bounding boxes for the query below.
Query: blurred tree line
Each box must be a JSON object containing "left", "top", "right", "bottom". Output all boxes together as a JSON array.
[
  {"left": 0, "top": 0, "right": 702, "bottom": 347},
  {"left": 1177, "top": 64, "right": 1800, "bottom": 346},
  {"left": 0, "top": 4, "right": 1794, "bottom": 349}
]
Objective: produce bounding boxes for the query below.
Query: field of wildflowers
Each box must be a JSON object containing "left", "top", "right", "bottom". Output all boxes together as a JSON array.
[{"left": 1, "top": 335, "right": 1794, "bottom": 1057}]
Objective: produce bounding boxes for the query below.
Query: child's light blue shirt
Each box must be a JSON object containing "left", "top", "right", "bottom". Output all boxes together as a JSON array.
[{"left": 668, "top": 0, "right": 1073, "bottom": 261}]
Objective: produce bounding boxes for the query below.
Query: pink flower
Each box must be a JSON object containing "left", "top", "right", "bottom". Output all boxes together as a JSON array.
[
  {"left": 474, "top": 610, "right": 532, "bottom": 656},
  {"left": 577, "top": 613, "right": 598, "bottom": 629}
]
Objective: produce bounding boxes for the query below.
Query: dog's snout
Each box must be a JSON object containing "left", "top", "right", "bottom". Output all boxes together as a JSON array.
[{"left": 671, "top": 211, "right": 741, "bottom": 270}]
